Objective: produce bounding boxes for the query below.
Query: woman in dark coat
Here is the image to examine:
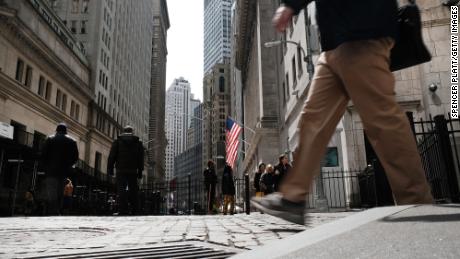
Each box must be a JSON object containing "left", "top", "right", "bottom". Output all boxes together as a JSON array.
[{"left": 222, "top": 163, "right": 236, "bottom": 215}]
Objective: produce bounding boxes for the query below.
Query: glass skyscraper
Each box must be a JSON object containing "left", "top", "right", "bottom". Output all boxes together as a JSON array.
[{"left": 203, "top": 0, "right": 232, "bottom": 74}]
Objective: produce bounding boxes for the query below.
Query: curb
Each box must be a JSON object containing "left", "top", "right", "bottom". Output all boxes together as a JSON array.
[{"left": 230, "top": 205, "right": 416, "bottom": 259}]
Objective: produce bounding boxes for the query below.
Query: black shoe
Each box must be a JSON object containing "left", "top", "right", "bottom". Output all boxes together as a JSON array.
[{"left": 251, "top": 193, "right": 305, "bottom": 225}]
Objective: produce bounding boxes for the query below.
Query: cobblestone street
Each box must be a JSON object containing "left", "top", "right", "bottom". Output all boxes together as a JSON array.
[{"left": 0, "top": 212, "right": 355, "bottom": 258}]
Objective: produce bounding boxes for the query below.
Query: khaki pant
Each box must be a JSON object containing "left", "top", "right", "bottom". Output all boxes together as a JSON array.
[
  {"left": 280, "top": 38, "right": 433, "bottom": 205},
  {"left": 223, "top": 195, "right": 235, "bottom": 215}
]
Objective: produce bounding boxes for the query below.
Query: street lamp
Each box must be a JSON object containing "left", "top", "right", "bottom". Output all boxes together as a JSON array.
[{"left": 264, "top": 40, "right": 314, "bottom": 79}]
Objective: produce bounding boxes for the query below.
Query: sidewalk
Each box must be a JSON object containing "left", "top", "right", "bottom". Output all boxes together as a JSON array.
[
  {"left": 0, "top": 211, "right": 355, "bottom": 258},
  {"left": 232, "top": 204, "right": 460, "bottom": 259}
]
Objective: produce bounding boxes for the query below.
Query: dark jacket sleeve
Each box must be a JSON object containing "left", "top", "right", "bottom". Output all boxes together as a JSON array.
[
  {"left": 40, "top": 137, "right": 50, "bottom": 166},
  {"left": 281, "top": 0, "right": 311, "bottom": 14},
  {"left": 69, "top": 140, "right": 79, "bottom": 166},
  {"left": 107, "top": 140, "right": 118, "bottom": 175},
  {"left": 138, "top": 141, "right": 144, "bottom": 172}
]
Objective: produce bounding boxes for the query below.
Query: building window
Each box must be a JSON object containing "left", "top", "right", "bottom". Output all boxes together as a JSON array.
[
  {"left": 71, "top": 0, "right": 79, "bottom": 13},
  {"left": 219, "top": 76, "right": 225, "bottom": 92},
  {"left": 38, "top": 76, "right": 45, "bottom": 97},
  {"left": 24, "top": 65, "right": 33, "bottom": 87},
  {"left": 71, "top": 20, "right": 77, "bottom": 33},
  {"left": 95, "top": 151, "right": 102, "bottom": 173},
  {"left": 45, "top": 81, "right": 52, "bottom": 101},
  {"left": 285, "top": 73, "right": 290, "bottom": 98},
  {"left": 82, "top": 0, "right": 89, "bottom": 13},
  {"left": 81, "top": 20, "right": 87, "bottom": 34},
  {"left": 75, "top": 104, "right": 80, "bottom": 121},
  {"left": 282, "top": 82, "right": 286, "bottom": 104},
  {"left": 297, "top": 45, "right": 303, "bottom": 77},
  {"left": 70, "top": 100, "right": 75, "bottom": 118},
  {"left": 292, "top": 56, "right": 297, "bottom": 88},
  {"left": 56, "top": 89, "right": 62, "bottom": 107},
  {"left": 15, "top": 59, "right": 24, "bottom": 82},
  {"left": 61, "top": 94, "right": 67, "bottom": 112},
  {"left": 322, "top": 147, "right": 339, "bottom": 167}
]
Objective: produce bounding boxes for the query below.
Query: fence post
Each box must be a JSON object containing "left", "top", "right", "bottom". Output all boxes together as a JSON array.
[
  {"left": 434, "top": 115, "right": 460, "bottom": 202},
  {"left": 9, "top": 154, "right": 23, "bottom": 216},
  {"left": 244, "top": 173, "right": 250, "bottom": 214},
  {"left": 188, "top": 173, "right": 191, "bottom": 215}
]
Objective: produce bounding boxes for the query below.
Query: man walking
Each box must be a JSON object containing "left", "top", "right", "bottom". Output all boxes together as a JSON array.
[
  {"left": 252, "top": 0, "right": 433, "bottom": 225},
  {"left": 274, "top": 154, "right": 292, "bottom": 192},
  {"left": 41, "top": 123, "right": 79, "bottom": 215},
  {"left": 107, "top": 126, "right": 144, "bottom": 215},
  {"left": 222, "top": 163, "right": 236, "bottom": 215},
  {"left": 203, "top": 160, "right": 217, "bottom": 214}
]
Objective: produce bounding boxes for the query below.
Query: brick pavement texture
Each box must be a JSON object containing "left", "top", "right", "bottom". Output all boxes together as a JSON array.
[{"left": 0, "top": 211, "right": 355, "bottom": 258}]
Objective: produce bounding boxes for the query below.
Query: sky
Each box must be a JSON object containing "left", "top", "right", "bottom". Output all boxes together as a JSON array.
[{"left": 166, "top": 0, "right": 204, "bottom": 101}]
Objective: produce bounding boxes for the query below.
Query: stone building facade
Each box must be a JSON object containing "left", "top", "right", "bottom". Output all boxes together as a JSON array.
[
  {"left": 148, "top": 0, "right": 170, "bottom": 183},
  {"left": 202, "top": 63, "right": 231, "bottom": 178},
  {"left": 233, "top": 0, "right": 283, "bottom": 179}
]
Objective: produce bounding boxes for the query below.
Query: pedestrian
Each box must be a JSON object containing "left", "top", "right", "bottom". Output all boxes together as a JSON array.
[
  {"left": 23, "top": 189, "right": 35, "bottom": 216},
  {"left": 62, "top": 178, "right": 73, "bottom": 215},
  {"left": 274, "top": 154, "right": 292, "bottom": 192},
  {"left": 259, "top": 164, "right": 275, "bottom": 195},
  {"left": 41, "top": 123, "right": 79, "bottom": 215},
  {"left": 222, "top": 163, "right": 236, "bottom": 215},
  {"left": 252, "top": 0, "right": 434, "bottom": 225},
  {"left": 254, "top": 162, "right": 266, "bottom": 197},
  {"left": 107, "top": 125, "right": 144, "bottom": 215},
  {"left": 203, "top": 160, "right": 217, "bottom": 214}
]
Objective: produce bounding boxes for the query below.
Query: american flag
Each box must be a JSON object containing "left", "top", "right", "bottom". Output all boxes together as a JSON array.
[{"left": 225, "top": 117, "right": 242, "bottom": 169}]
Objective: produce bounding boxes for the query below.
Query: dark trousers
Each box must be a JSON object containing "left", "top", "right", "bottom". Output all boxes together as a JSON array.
[
  {"left": 116, "top": 171, "right": 139, "bottom": 215},
  {"left": 44, "top": 176, "right": 64, "bottom": 215},
  {"left": 206, "top": 184, "right": 216, "bottom": 213}
]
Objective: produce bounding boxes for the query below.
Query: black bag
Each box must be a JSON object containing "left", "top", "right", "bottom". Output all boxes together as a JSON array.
[{"left": 390, "top": 0, "right": 431, "bottom": 71}]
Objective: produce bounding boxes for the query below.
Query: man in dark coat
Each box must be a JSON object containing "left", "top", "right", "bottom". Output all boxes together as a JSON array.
[
  {"left": 107, "top": 125, "right": 144, "bottom": 215},
  {"left": 274, "top": 154, "right": 292, "bottom": 192},
  {"left": 254, "top": 162, "right": 265, "bottom": 197},
  {"left": 252, "top": 0, "right": 433, "bottom": 225},
  {"left": 222, "top": 163, "right": 236, "bottom": 215},
  {"left": 41, "top": 123, "right": 79, "bottom": 215},
  {"left": 260, "top": 164, "right": 275, "bottom": 195},
  {"left": 203, "top": 160, "right": 217, "bottom": 213}
]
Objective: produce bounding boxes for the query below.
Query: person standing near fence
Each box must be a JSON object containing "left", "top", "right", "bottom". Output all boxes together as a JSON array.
[
  {"left": 254, "top": 163, "right": 266, "bottom": 197},
  {"left": 260, "top": 164, "right": 275, "bottom": 195},
  {"left": 203, "top": 160, "right": 217, "bottom": 214},
  {"left": 62, "top": 178, "right": 73, "bottom": 215},
  {"left": 41, "top": 123, "right": 79, "bottom": 215},
  {"left": 274, "top": 154, "right": 292, "bottom": 192},
  {"left": 252, "top": 0, "right": 434, "bottom": 225},
  {"left": 222, "top": 163, "right": 236, "bottom": 215},
  {"left": 107, "top": 125, "right": 144, "bottom": 215}
]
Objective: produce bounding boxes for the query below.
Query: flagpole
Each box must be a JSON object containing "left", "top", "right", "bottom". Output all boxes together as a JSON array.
[{"left": 228, "top": 116, "right": 256, "bottom": 134}]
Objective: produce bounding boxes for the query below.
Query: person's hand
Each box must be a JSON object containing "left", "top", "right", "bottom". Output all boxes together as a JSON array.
[{"left": 272, "top": 5, "right": 295, "bottom": 32}]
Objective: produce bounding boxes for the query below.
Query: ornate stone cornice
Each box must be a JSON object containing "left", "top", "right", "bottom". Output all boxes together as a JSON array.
[
  {"left": 0, "top": 12, "right": 93, "bottom": 101},
  {"left": 0, "top": 72, "right": 89, "bottom": 138}
]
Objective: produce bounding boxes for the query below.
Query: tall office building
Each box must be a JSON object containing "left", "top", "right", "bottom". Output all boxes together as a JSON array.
[
  {"left": 112, "top": 1, "right": 153, "bottom": 141},
  {"left": 165, "top": 77, "right": 191, "bottom": 181},
  {"left": 148, "top": 0, "right": 170, "bottom": 183},
  {"left": 203, "top": 0, "right": 232, "bottom": 74},
  {"left": 51, "top": 0, "right": 153, "bottom": 142}
]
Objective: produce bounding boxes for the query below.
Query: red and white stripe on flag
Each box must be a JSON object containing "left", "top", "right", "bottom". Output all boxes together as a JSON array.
[{"left": 225, "top": 117, "right": 242, "bottom": 169}]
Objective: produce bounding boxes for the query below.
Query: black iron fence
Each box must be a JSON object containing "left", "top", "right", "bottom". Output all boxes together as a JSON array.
[{"left": 408, "top": 113, "right": 460, "bottom": 202}]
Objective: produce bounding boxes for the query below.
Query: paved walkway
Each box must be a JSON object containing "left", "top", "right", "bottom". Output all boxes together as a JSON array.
[
  {"left": 233, "top": 205, "right": 460, "bottom": 259},
  {"left": 0, "top": 211, "right": 355, "bottom": 258}
]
